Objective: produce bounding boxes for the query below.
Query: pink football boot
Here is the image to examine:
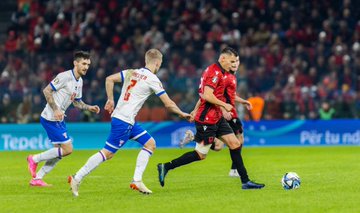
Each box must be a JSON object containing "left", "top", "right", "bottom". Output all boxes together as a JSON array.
[
  {"left": 29, "top": 179, "right": 52, "bottom": 187},
  {"left": 27, "top": 155, "right": 38, "bottom": 178}
]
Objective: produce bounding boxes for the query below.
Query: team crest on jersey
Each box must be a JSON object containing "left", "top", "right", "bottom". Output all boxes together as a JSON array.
[
  {"left": 212, "top": 76, "right": 218, "bottom": 83},
  {"left": 208, "top": 137, "right": 215, "bottom": 144}
]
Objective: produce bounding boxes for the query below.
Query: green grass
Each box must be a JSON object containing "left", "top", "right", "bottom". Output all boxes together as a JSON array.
[{"left": 1, "top": 147, "right": 359, "bottom": 213}]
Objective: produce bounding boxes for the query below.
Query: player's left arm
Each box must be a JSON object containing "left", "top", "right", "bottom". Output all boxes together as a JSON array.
[
  {"left": 220, "top": 106, "right": 233, "bottom": 121},
  {"left": 73, "top": 99, "right": 100, "bottom": 113},
  {"left": 235, "top": 95, "right": 252, "bottom": 110},
  {"left": 159, "top": 93, "right": 192, "bottom": 121},
  {"left": 191, "top": 99, "right": 201, "bottom": 116}
]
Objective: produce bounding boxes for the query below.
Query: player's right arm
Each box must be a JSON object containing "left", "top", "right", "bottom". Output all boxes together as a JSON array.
[
  {"left": 43, "top": 84, "right": 64, "bottom": 121},
  {"left": 104, "top": 72, "right": 122, "bottom": 114},
  {"left": 203, "top": 86, "right": 233, "bottom": 112},
  {"left": 159, "top": 93, "right": 192, "bottom": 121}
]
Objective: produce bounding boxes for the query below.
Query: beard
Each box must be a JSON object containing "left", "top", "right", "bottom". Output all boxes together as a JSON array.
[{"left": 81, "top": 69, "right": 88, "bottom": 75}]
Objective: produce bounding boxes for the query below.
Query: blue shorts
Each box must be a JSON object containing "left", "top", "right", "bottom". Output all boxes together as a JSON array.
[
  {"left": 104, "top": 118, "right": 152, "bottom": 153},
  {"left": 40, "top": 116, "right": 71, "bottom": 144}
]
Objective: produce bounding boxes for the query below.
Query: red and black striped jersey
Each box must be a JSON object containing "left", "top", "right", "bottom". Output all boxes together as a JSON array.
[{"left": 195, "top": 62, "right": 226, "bottom": 125}]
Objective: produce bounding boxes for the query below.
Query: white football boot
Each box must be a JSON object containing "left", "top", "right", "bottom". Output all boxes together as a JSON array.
[
  {"left": 68, "top": 175, "right": 80, "bottom": 197},
  {"left": 130, "top": 181, "right": 152, "bottom": 194}
]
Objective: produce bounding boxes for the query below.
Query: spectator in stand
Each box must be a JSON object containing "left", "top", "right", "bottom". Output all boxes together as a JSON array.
[
  {"left": 5, "top": 31, "right": 18, "bottom": 54},
  {"left": 319, "top": 101, "right": 336, "bottom": 120},
  {"left": 31, "top": 94, "right": 43, "bottom": 122},
  {"left": 51, "top": 13, "right": 70, "bottom": 37},
  {"left": 16, "top": 93, "right": 33, "bottom": 123},
  {"left": 0, "top": 94, "right": 17, "bottom": 123}
]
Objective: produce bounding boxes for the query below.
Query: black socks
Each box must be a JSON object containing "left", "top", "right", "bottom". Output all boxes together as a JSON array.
[
  {"left": 164, "top": 151, "right": 201, "bottom": 170},
  {"left": 229, "top": 147, "right": 250, "bottom": 183}
]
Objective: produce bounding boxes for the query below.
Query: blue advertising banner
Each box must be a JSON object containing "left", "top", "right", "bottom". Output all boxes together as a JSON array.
[
  {"left": 1, "top": 119, "right": 359, "bottom": 151},
  {"left": 244, "top": 119, "right": 360, "bottom": 146}
]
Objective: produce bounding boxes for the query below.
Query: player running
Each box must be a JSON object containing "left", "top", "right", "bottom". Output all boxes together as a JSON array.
[
  {"left": 27, "top": 51, "right": 100, "bottom": 187},
  {"left": 180, "top": 56, "right": 257, "bottom": 182},
  {"left": 68, "top": 49, "right": 192, "bottom": 196},
  {"left": 157, "top": 47, "right": 265, "bottom": 190}
]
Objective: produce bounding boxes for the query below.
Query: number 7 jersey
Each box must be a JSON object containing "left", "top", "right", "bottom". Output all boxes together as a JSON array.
[{"left": 112, "top": 68, "right": 165, "bottom": 125}]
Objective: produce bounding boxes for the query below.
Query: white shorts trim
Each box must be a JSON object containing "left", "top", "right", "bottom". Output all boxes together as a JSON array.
[
  {"left": 131, "top": 131, "right": 147, "bottom": 140},
  {"left": 195, "top": 142, "right": 212, "bottom": 155},
  {"left": 105, "top": 141, "right": 119, "bottom": 150},
  {"left": 51, "top": 139, "right": 72, "bottom": 144}
]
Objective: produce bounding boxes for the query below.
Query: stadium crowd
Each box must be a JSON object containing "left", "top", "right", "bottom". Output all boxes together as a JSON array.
[{"left": 0, "top": 0, "right": 360, "bottom": 123}]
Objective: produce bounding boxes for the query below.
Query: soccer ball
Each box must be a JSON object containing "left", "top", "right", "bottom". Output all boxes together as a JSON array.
[{"left": 281, "top": 172, "right": 301, "bottom": 190}]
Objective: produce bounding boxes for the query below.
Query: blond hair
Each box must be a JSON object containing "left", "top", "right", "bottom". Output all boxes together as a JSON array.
[{"left": 145, "top": 49, "right": 162, "bottom": 64}]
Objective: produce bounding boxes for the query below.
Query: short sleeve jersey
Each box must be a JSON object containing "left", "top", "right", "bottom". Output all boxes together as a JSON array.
[
  {"left": 195, "top": 63, "right": 226, "bottom": 125},
  {"left": 41, "top": 70, "right": 83, "bottom": 121},
  {"left": 223, "top": 71, "right": 238, "bottom": 118},
  {"left": 111, "top": 67, "right": 165, "bottom": 125}
]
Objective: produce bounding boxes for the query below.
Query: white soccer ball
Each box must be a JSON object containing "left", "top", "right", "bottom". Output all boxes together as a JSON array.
[{"left": 281, "top": 172, "right": 301, "bottom": 190}]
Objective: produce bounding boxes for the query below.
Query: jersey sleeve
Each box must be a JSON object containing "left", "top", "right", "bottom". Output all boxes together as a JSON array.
[
  {"left": 149, "top": 76, "right": 166, "bottom": 96},
  {"left": 203, "top": 68, "right": 220, "bottom": 89},
  {"left": 120, "top": 70, "right": 127, "bottom": 82},
  {"left": 50, "top": 72, "right": 67, "bottom": 91}
]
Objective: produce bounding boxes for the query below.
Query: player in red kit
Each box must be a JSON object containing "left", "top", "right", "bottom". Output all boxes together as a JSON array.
[
  {"left": 222, "top": 57, "right": 253, "bottom": 177},
  {"left": 158, "top": 47, "right": 265, "bottom": 190},
  {"left": 213, "top": 57, "right": 256, "bottom": 181},
  {"left": 180, "top": 56, "right": 263, "bottom": 183}
]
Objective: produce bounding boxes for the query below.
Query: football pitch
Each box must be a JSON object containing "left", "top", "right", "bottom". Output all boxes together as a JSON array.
[{"left": 1, "top": 146, "right": 359, "bottom": 213}]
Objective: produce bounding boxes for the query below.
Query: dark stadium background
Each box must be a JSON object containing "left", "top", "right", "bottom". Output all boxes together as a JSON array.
[{"left": 1, "top": 0, "right": 359, "bottom": 123}]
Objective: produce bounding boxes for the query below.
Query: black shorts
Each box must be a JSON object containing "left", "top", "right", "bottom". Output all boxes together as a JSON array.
[
  {"left": 194, "top": 117, "right": 234, "bottom": 145},
  {"left": 228, "top": 118, "right": 243, "bottom": 135}
]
